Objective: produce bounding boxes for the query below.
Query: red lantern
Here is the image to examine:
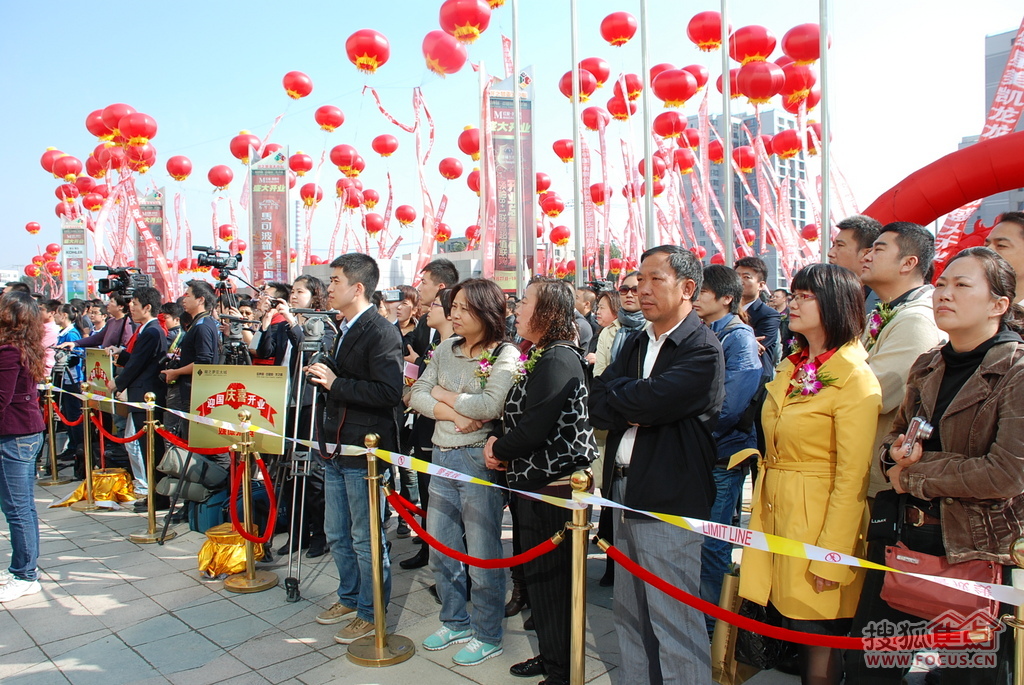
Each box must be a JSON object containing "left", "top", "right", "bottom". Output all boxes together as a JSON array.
[
  {"left": 541, "top": 194, "right": 565, "bottom": 217},
  {"left": 552, "top": 139, "right": 574, "bottom": 163},
  {"left": 101, "top": 103, "right": 136, "bottom": 134},
  {"left": 24, "top": 265, "right": 41, "bottom": 278},
  {"left": 349, "top": 156, "right": 368, "bottom": 178},
  {"left": 590, "top": 183, "right": 611, "bottom": 205},
  {"left": 708, "top": 140, "right": 724, "bottom": 164},
  {"left": 622, "top": 182, "right": 645, "bottom": 202},
  {"left": 806, "top": 122, "right": 827, "bottom": 155},
  {"left": 579, "top": 57, "right": 611, "bottom": 87},
  {"left": 371, "top": 134, "right": 399, "bottom": 157},
  {"left": 25, "top": 222, "right": 41, "bottom": 235},
  {"left": 581, "top": 106, "right": 610, "bottom": 131},
  {"left": 287, "top": 171, "right": 297, "bottom": 189},
  {"left": 536, "top": 221, "right": 544, "bottom": 239},
  {"left": 75, "top": 175, "right": 97, "bottom": 194},
  {"left": 229, "top": 132, "right": 261, "bottom": 165},
  {"left": 710, "top": 252, "right": 726, "bottom": 265},
  {"left": 608, "top": 257, "right": 623, "bottom": 275},
  {"left": 46, "top": 262, "right": 61, "bottom": 278},
  {"left": 638, "top": 156, "right": 668, "bottom": 182},
  {"left": 346, "top": 29, "right": 391, "bottom": 74},
  {"left": 607, "top": 96, "right": 637, "bottom": 121},
  {"left": 652, "top": 69, "right": 699, "bottom": 107},
  {"left": 343, "top": 188, "right": 364, "bottom": 209},
  {"left": 289, "top": 152, "right": 313, "bottom": 176},
  {"left": 166, "top": 155, "right": 192, "bottom": 181},
  {"left": 262, "top": 143, "right": 283, "bottom": 159},
  {"left": 464, "top": 224, "right": 481, "bottom": 243},
  {"left": 315, "top": 105, "right": 345, "bottom": 131},
  {"left": 97, "top": 145, "right": 127, "bottom": 171},
  {"left": 396, "top": 205, "right": 416, "bottom": 225},
  {"left": 458, "top": 126, "right": 481, "bottom": 161},
  {"left": 652, "top": 179, "right": 666, "bottom": 197},
  {"left": 364, "top": 213, "right": 385, "bottom": 235},
  {"left": 691, "top": 245, "right": 708, "bottom": 259},
  {"left": 782, "top": 83, "right": 821, "bottom": 114},
  {"left": 438, "top": 157, "right": 464, "bottom": 180},
  {"left": 300, "top": 183, "right": 323, "bottom": 208},
  {"left": 782, "top": 23, "right": 826, "bottom": 64},
  {"left": 536, "top": 172, "right": 551, "bottom": 194},
  {"left": 681, "top": 64, "right": 711, "bottom": 90},
  {"left": 681, "top": 128, "right": 701, "bottom": 150},
  {"left": 439, "top": 0, "right": 492, "bottom": 43},
  {"left": 363, "top": 188, "right": 380, "bottom": 209},
  {"left": 52, "top": 155, "right": 83, "bottom": 182},
  {"left": 45, "top": 243, "right": 60, "bottom": 256},
  {"left": 93, "top": 183, "right": 109, "bottom": 198},
  {"left": 716, "top": 69, "right": 744, "bottom": 99},
  {"left": 435, "top": 223, "right": 452, "bottom": 243},
  {"left": 40, "top": 148, "right": 64, "bottom": 175},
  {"left": 737, "top": 61, "right": 785, "bottom": 104},
  {"left": 555, "top": 262, "right": 569, "bottom": 279},
  {"left": 754, "top": 135, "right": 775, "bottom": 155},
  {"left": 290, "top": 249, "right": 298, "bottom": 264},
  {"left": 229, "top": 239, "right": 247, "bottom": 254},
  {"left": 423, "top": 30, "right": 468, "bottom": 77},
  {"left": 83, "top": 193, "right": 104, "bottom": 212},
  {"left": 549, "top": 225, "right": 571, "bottom": 246},
  {"left": 466, "top": 169, "right": 480, "bottom": 195},
  {"left": 742, "top": 228, "right": 756, "bottom": 246},
  {"left": 801, "top": 223, "right": 820, "bottom": 241},
  {"left": 771, "top": 129, "right": 802, "bottom": 159},
  {"left": 218, "top": 224, "right": 235, "bottom": 242},
  {"left": 559, "top": 69, "right": 598, "bottom": 102},
  {"left": 282, "top": 71, "right": 313, "bottom": 99},
  {"left": 780, "top": 63, "right": 817, "bottom": 106},
  {"left": 687, "top": 12, "right": 729, "bottom": 51},
  {"left": 673, "top": 147, "right": 697, "bottom": 174},
  {"left": 600, "top": 12, "right": 637, "bottom": 46},
  {"left": 85, "top": 155, "right": 105, "bottom": 179},
  {"left": 612, "top": 73, "right": 643, "bottom": 102},
  {"left": 330, "top": 144, "right": 359, "bottom": 173},
  {"left": 125, "top": 143, "right": 157, "bottom": 173},
  {"left": 54, "top": 203, "right": 70, "bottom": 218},
  {"left": 56, "top": 184, "right": 80, "bottom": 203},
  {"left": 208, "top": 165, "right": 234, "bottom": 190},
  {"left": 650, "top": 63, "right": 676, "bottom": 82},
  {"left": 729, "top": 25, "right": 777, "bottom": 64},
  {"left": 86, "top": 110, "right": 113, "bottom": 140},
  {"left": 335, "top": 178, "right": 351, "bottom": 198},
  {"left": 117, "top": 113, "right": 158, "bottom": 146}
]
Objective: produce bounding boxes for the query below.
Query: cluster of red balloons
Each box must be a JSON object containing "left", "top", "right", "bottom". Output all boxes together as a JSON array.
[{"left": 24, "top": 244, "right": 63, "bottom": 279}]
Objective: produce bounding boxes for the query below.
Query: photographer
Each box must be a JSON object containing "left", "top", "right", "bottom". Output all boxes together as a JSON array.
[
  {"left": 160, "top": 302, "right": 184, "bottom": 349},
  {"left": 61, "top": 293, "right": 135, "bottom": 352},
  {"left": 160, "top": 280, "right": 220, "bottom": 440},
  {"left": 254, "top": 282, "right": 293, "bottom": 366}
]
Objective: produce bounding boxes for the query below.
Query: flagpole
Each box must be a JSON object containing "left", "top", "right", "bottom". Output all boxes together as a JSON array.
[
  {"left": 819, "top": 0, "right": 832, "bottom": 262},
  {"left": 720, "top": 0, "right": 734, "bottom": 265},
  {"left": 512, "top": 0, "right": 525, "bottom": 295},
  {"left": 640, "top": 0, "right": 655, "bottom": 248},
  {"left": 570, "top": 0, "right": 584, "bottom": 286}
]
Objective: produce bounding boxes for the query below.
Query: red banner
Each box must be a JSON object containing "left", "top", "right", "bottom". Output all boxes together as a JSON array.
[
  {"left": 124, "top": 180, "right": 175, "bottom": 294},
  {"left": 195, "top": 382, "right": 278, "bottom": 425},
  {"left": 248, "top": 152, "right": 289, "bottom": 284}
]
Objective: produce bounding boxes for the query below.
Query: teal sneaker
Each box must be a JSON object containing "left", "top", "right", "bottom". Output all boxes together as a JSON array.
[
  {"left": 422, "top": 626, "right": 473, "bottom": 651},
  {"left": 452, "top": 638, "right": 503, "bottom": 666}
]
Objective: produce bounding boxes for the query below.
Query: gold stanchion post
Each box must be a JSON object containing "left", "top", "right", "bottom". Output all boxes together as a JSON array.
[
  {"left": 347, "top": 434, "right": 415, "bottom": 667},
  {"left": 569, "top": 471, "right": 593, "bottom": 685},
  {"left": 70, "top": 383, "right": 99, "bottom": 512},
  {"left": 225, "top": 410, "right": 278, "bottom": 593},
  {"left": 1002, "top": 538, "right": 1024, "bottom": 684},
  {"left": 130, "top": 393, "right": 174, "bottom": 544},
  {"left": 38, "top": 383, "right": 71, "bottom": 486}
]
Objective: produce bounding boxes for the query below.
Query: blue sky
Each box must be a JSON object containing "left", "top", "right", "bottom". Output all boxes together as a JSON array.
[{"left": 1, "top": 0, "right": 1021, "bottom": 273}]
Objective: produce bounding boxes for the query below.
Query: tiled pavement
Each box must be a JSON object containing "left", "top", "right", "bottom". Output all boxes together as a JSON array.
[{"left": 0, "top": 478, "right": 799, "bottom": 685}]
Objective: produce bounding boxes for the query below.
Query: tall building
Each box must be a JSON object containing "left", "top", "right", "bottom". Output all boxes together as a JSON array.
[{"left": 684, "top": 109, "right": 810, "bottom": 290}]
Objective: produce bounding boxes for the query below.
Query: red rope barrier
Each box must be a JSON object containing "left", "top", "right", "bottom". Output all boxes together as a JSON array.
[
  {"left": 228, "top": 453, "right": 277, "bottom": 544},
  {"left": 51, "top": 402, "right": 83, "bottom": 427},
  {"left": 603, "top": 542, "right": 989, "bottom": 652},
  {"left": 154, "top": 426, "right": 228, "bottom": 456},
  {"left": 91, "top": 414, "right": 146, "bottom": 444},
  {"left": 388, "top": 491, "right": 562, "bottom": 569},
  {"left": 390, "top": 490, "right": 426, "bottom": 518}
]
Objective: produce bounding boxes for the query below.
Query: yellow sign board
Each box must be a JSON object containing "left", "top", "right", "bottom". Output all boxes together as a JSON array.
[
  {"left": 84, "top": 348, "right": 117, "bottom": 414},
  {"left": 189, "top": 365, "right": 288, "bottom": 454}
]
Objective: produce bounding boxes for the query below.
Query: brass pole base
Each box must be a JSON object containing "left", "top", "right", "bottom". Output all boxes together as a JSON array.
[
  {"left": 70, "top": 500, "right": 100, "bottom": 512},
  {"left": 347, "top": 634, "right": 415, "bottom": 667},
  {"left": 130, "top": 529, "right": 175, "bottom": 544},
  {"left": 38, "top": 477, "right": 73, "bottom": 486},
  {"left": 224, "top": 570, "right": 278, "bottom": 593}
]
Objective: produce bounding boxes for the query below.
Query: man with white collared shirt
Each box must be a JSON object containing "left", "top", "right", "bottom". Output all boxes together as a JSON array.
[
  {"left": 985, "top": 212, "right": 1024, "bottom": 304},
  {"left": 591, "top": 245, "right": 724, "bottom": 684}
]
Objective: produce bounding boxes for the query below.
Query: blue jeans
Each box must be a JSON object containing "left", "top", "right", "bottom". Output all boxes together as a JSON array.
[
  {"left": 700, "top": 465, "right": 746, "bottom": 632},
  {"left": 323, "top": 459, "right": 390, "bottom": 622},
  {"left": 0, "top": 433, "right": 44, "bottom": 581},
  {"left": 428, "top": 446, "right": 507, "bottom": 646}
]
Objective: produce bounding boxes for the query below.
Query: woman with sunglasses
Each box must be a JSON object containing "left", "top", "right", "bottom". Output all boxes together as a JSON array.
[{"left": 604, "top": 272, "right": 647, "bottom": 368}]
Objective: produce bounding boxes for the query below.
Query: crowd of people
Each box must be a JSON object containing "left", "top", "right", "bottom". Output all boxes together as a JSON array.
[{"left": 1, "top": 212, "right": 1023, "bottom": 685}]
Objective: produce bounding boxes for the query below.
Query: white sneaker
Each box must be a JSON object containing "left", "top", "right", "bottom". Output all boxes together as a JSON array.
[
  {"left": 0, "top": 570, "right": 13, "bottom": 585},
  {"left": 0, "top": 578, "right": 41, "bottom": 602}
]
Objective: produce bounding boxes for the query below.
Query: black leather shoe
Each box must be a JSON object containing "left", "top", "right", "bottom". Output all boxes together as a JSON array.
[
  {"left": 505, "top": 582, "right": 529, "bottom": 617},
  {"left": 399, "top": 546, "right": 429, "bottom": 570},
  {"left": 306, "top": 542, "right": 327, "bottom": 558},
  {"left": 133, "top": 499, "right": 149, "bottom": 513},
  {"left": 510, "top": 656, "right": 546, "bottom": 678},
  {"left": 523, "top": 614, "right": 535, "bottom": 631}
]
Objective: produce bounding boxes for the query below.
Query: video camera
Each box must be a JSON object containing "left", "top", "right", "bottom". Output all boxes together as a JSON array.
[
  {"left": 93, "top": 266, "right": 153, "bottom": 298},
  {"left": 193, "top": 245, "right": 242, "bottom": 276},
  {"left": 587, "top": 279, "right": 614, "bottom": 292}
]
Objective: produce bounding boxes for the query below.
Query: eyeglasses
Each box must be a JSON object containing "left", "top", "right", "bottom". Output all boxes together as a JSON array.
[
  {"left": 787, "top": 292, "right": 817, "bottom": 304},
  {"left": 618, "top": 285, "right": 639, "bottom": 295}
]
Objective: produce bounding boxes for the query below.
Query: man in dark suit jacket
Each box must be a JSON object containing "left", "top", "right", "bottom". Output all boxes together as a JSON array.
[
  {"left": 591, "top": 245, "right": 724, "bottom": 684},
  {"left": 307, "top": 253, "right": 403, "bottom": 646},
  {"left": 109, "top": 287, "right": 168, "bottom": 503}
]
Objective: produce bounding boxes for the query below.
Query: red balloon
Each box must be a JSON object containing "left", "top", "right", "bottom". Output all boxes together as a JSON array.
[
  {"left": 673, "top": 147, "right": 697, "bottom": 174},
  {"left": 97, "top": 145, "right": 127, "bottom": 171},
  {"left": 85, "top": 110, "right": 113, "bottom": 140},
  {"left": 612, "top": 73, "right": 643, "bottom": 102},
  {"left": 261, "top": 143, "right": 282, "bottom": 158},
  {"left": 351, "top": 177, "right": 364, "bottom": 191},
  {"left": 458, "top": 127, "right": 480, "bottom": 161},
  {"left": 289, "top": 152, "right": 313, "bottom": 176},
  {"left": 549, "top": 225, "right": 571, "bottom": 246},
  {"left": 24, "top": 265, "right": 41, "bottom": 278},
  {"left": 46, "top": 243, "right": 60, "bottom": 255},
  {"left": 638, "top": 156, "right": 668, "bottom": 182},
  {"left": 346, "top": 29, "right": 391, "bottom": 73},
  {"left": 732, "top": 146, "right": 756, "bottom": 173},
  {"left": 772, "top": 129, "right": 802, "bottom": 159},
  {"left": 729, "top": 25, "right": 777, "bottom": 64},
  {"left": 439, "top": 157, "right": 463, "bottom": 180},
  {"left": 166, "top": 155, "right": 193, "bottom": 181},
  {"left": 282, "top": 71, "right": 313, "bottom": 99},
  {"left": 335, "top": 178, "right": 352, "bottom": 197},
  {"left": 559, "top": 69, "right": 598, "bottom": 102},
  {"left": 435, "top": 223, "right": 452, "bottom": 243},
  {"left": 622, "top": 182, "right": 645, "bottom": 202},
  {"left": 101, "top": 103, "right": 136, "bottom": 133},
  {"left": 363, "top": 188, "right": 380, "bottom": 208},
  {"left": 118, "top": 112, "right": 158, "bottom": 146},
  {"left": 691, "top": 245, "right": 708, "bottom": 259},
  {"left": 25, "top": 222, "right": 41, "bottom": 235},
  {"left": 74, "top": 175, "right": 97, "bottom": 194},
  {"left": 83, "top": 192, "right": 105, "bottom": 212},
  {"left": 314, "top": 105, "right": 345, "bottom": 131},
  {"left": 229, "top": 132, "right": 261, "bottom": 165},
  {"left": 287, "top": 170, "right": 297, "bottom": 189},
  {"left": 780, "top": 63, "right": 818, "bottom": 106},
  {"left": 465, "top": 224, "right": 482, "bottom": 242},
  {"left": 801, "top": 223, "right": 820, "bottom": 241},
  {"left": 651, "top": 69, "right": 698, "bottom": 107},
  {"left": 681, "top": 128, "right": 701, "bottom": 150},
  {"left": 229, "top": 239, "right": 247, "bottom": 254},
  {"left": 806, "top": 122, "right": 827, "bottom": 155},
  {"left": 600, "top": 11, "right": 637, "bottom": 46},
  {"left": 40, "top": 148, "right": 64, "bottom": 174},
  {"left": 581, "top": 106, "right": 610, "bottom": 131},
  {"left": 541, "top": 194, "right": 565, "bottom": 217},
  {"left": 754, "top": 135, "right": 775, "bottom": 155},
  {"left": 299, "top": 183, "right": 323, "bottom": 207},
  {"left": 579, "top": 57, "right": 611, "bottom": 87},
  {"left": 687, "top": 12, "right": 729, "bottom": 52},
  {"left": 741, "top": 228, "right": 756, "bottom": 246},
  {"left": 125, "top": 143, "right": 157, "bottom": 173},
  {"left": 535, "top": 172, "right": 552, "bottom": 194},
  {"left": 371, "top": 134, "right": 399, "bottom": 157},
  {"left": 715, "top": 68, "right": 744, "bottom": 99},
  {"left": 92, "top": 183, "right": 109, "bottom": 198},
  {"left": 85, "top": 155, "right": 105, "bottom": 179},
  {"left": 737, "top": 61, "right": 785, "bottom": 104},
  {"left": 650, "top": 63, "right": 676, "bottom": 82},
  {"left": 681, "top": 64, "right": 710, "bottom": 90},
  {"left": 439, "top": 0, "right": 492, "bottom": 43},
  {"left": 782, "top": 24, "right": 827, "bottom": 64},
  {"left": 710, "top": 252, "right": 726, "bottom": 265},
  {"left": 590, "top": 183, "right": 612, "bottom": 205},
  {"left": 423, "top": 30, "right": 468, "bottom": 76},
  {"left": 52, "top": 156, "right": 83, "bottom": 182},
  {"left": 607, "top": 96, "right": 637, "bottom": 121},
  {"left": 552, "top": 139, "right": 574, "bottom": 163},
  {"left": 608, "top": 257, "right": 623, "bottom": 274},
  {"left": 343, "top": 187, "right": 364, "bottom": 209},
  {"left": 708, "top": 140, "right": 725, "bottom": 164},
  {"left": 782, "top": 83, "right": 821, "bottom": 114},
  {"left": 364, "top": 213, "right": 385, "bottom": 235},
  {"left": 330, "top": 144, "right": 359, "bottom": 172},
  {"left": 396, "top": 205, "right": 417, "bottom": 225},
  {"left": 466, "top": 169, "right": 480, "bottom": 195},
  {"left": 218, "top": 224, "right": 235, "bottom": 241},
  {"left": 208, "top": 165, "right": 234, "bottom": 189}
]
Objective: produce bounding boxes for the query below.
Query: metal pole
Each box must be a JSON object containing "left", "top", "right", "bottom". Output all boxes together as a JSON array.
[
  {"left": 570, "top": 0, "right": 584, "bottom": 286},
  {"left": 569, "top": 471, "right": 593, "bottom": 685},
  {"left": 512, "top": 0, "right": 526, "bottom": 295},
  {"left": 720, "top": 0, "right": 735, "bottom": 265},
  {"left": 39, "top": 383, "right": 71, "bottom": 486},
  {"left": 225, "top": 410, "right": 277, "bottom": 593},
  {"left": 640, "top": 0, "right": 655, "bottom": 248},
  {"left": 1005, "top": 539, "right": 1024, "bottom": 685},
  {"left": 131, "top": 393, "right": 173, "bottom": 543},
  {"left": 818, "top": 0, "right": 832, "bottom": 262},
  {"left": 70, "top": 384, "right": 98, "bottom": 512},
  {"left": 348, "top": 434, "right": 415, "bottom": 667}
]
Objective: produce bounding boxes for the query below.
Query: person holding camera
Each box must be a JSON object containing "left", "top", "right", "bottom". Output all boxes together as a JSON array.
[
  {"left": 845, "top": 247, "right": 1024, "bottom": 683},
  {"left": 160, "top": 280, "right": 220, "bottom": 440},
  {"left": 61, "top": 293, "right": 135, "bottom": 352},
  {"left": 50, "top": 302, "right": 86, "bottom": 469},
  {"left": 253, "top": 282, "right": 292, "bottom": 365}
]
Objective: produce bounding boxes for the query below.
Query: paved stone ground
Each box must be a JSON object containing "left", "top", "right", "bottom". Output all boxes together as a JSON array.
[{"left": 0, "top": 477, "right": 801, "bottom": 684}]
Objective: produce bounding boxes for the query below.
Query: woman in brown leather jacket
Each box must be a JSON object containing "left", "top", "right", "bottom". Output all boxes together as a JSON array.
[{"left": 846, "top": 246, "right": 1024, "bottom": 684}]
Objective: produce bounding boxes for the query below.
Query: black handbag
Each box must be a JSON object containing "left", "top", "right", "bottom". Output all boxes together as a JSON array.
[{"left": 735, "top": 599, "right": 788, "bottom": 670}]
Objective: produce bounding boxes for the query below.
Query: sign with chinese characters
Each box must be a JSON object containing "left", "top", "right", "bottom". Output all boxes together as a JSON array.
[
  {"left": 136, "top": 189, "right": 170, "bottom": 296},
  {"left": 61, "top": 217, "right": 88, "bottom": 301},
  {"left": 85, "top": 348, "right": 117, "bottom": 414},
  {"left": 189, "top": 365, "right": 288, "bottom": 454},
  {"left": 487, "top": 67, "right": 536, "bottom": 291},
  {"left": 249, "top": 152, "right": 290, "bottom": 284}
]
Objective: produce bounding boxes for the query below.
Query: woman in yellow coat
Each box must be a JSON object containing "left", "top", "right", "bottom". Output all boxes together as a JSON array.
[{"left": 739, "top": 263, "right": 882, "bottom": 685}]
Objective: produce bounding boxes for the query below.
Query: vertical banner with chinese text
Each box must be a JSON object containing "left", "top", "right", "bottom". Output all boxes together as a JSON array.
[
  {"left": 62, "top": 218, "right": 88, "bottom": 300},
  {"left": 487, "top": 67, "right": 535, "bottom": 292},
  {"left": 137, "top": 189, "right": 170, "bottom": 296},
  {"left": 249, "top": 152, "right": 290, "bottom": 284}
]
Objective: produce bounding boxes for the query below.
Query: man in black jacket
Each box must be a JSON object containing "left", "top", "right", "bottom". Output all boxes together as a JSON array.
[
  {"left": 306, "top": 253, "right": 403, "bottom": 646},
  {"left": 591, "top": 245, "right": 724, "bottom": 684}
]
